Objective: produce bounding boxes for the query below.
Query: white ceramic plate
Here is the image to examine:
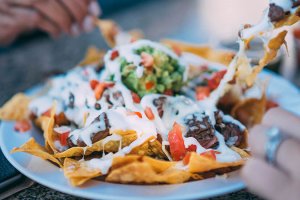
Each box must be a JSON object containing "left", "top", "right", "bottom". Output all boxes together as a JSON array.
[{"left": 1, "top": 71, "right": 300, "bottom": 200}]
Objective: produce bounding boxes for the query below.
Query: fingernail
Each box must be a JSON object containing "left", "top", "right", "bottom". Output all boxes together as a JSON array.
[
  {"left": 83, "top": 16, "right": 94, "bottom": 33},
  {"left": 89, "top": 1, "right": 101, "bottom": 17},
  {"left": 71, "top": 24, "right": 80, "bottom": 36}
]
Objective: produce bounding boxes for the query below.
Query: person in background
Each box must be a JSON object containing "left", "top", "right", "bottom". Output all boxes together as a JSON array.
[
  {"left": 0, "top": 0, "right": 101, "bottom": 46},
  {"left": 242, "top": 107, "right": 300, "bottom": 200},
  {"left": 0, "top": 0, "right": 142, "bottom": 46}
]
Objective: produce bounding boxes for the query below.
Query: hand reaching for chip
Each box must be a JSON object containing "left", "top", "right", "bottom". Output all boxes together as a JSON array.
[
  {"left": 0, "top": 0, "right": 101, "bottom": 46},
  {"left": 242, "top": 107, "right": 300, "bottom": 200}
]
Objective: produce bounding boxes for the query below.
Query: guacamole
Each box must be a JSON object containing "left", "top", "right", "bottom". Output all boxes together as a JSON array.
[{"left": 120, "top": 44, "right": 186, "bottom": 97}]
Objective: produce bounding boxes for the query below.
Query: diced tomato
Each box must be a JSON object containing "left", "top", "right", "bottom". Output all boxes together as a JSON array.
[
  {"left": 200, "top": 150, "right": 221, "bottom": 160},
  {"left": 94, "top": 83, "right": 106, "bottom": 100},
  {"left": 171, "top": 45, "right": 182, "bottom": 56},
  {"left": 168, "top": 123, "right": 186, "bottom": 161},
  {"left": 59, "top": 132, "right": 70, "bottom": 146},
  {"left": 183, "top": 152, "right": 192, "bottom": 165},
  {"left": 266, "top": 100, "right": 279, "bottom": 111},
  {"left": 93, "top": 82, "right": 115, "bottom": 100},
  {"left": 103, "top": 82, "right": 115, "bottom": 88},
  {"left": 127, "top": 111, "right": 143, "bottom": 118},
  {"left": 14, "top": 120, "right": 31, "bottom": 133},
  {"left": 90, "top": 79, "right": 99, "bottom": 90},
  {"left": 145, "top": 81, "right": 155, "bottom": 90},
  {"left": 141, "top": 52, "right": 154, "bottom": 68},
  {"left": 186, "top": 144, "right": 197, "bottom": 152},
  {"left": 42, "top": 109, "right": 51, "bottom": 117},
  {"left": 131, "top": 92, "right": 141, "bottom": 103},
  {"left": 163, "top": 89, "right": 173, "bottom": 96},
  {"left": 208, "top": 70, "right": 227, "bottom": 90},
  {"left": 110, "top": 50, "right": 119, "bottom": 60},
  {"left": 144, "top": 107, "right": 155, "bottom": 120},
  {"left": 196, "top": 86, "right": 211, "bottom": 100},
  {"left": 130, "top": 37, "right": 137, "bottom": 43}
]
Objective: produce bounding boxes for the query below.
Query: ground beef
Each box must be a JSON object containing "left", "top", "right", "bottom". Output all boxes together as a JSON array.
[
  {"left": 293, "top": 0, "right": 300, "bottom": 8},
  {"left": 214, "top": 112, "right": 244, "bottom": 147},
  {"left": 268, "top": 3, "right": 285, "bottom": 22},
  {"left": 67, "top": 112, "right": 110, "bottom": 147},
  {"left": 184, "top": 113, "right": 218, "bottom": 149},
  {"left": 68, "top": 92, "right": 75, "bottom": 108},
  {"left": 153, "top": 96, "right": 167, "bottom": 118}
]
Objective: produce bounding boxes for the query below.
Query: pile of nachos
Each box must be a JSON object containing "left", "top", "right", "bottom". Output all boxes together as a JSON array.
[{"left": 0, "top": 1, "right": 299, "bottom": 186}]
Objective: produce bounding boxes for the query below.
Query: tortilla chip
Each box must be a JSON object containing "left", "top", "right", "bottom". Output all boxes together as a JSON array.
[
  {"left": 78, "top": 46, "right": 105, "bottom": 67},
  {"left": 63, "top": 158, "right": 102, "bottom": 186},
  {"left": 187, "top": 152, "right": 244, "bottom": 173},
  {"left": 96, "top": 19, "right": 143, "bottom": 48},
  {"left": 54, "top": 131, "right": 137, "bottom": 158},
  {"left": 106, "top": 157, "right": 190, "bottom": 184},
  {"left": 96, "top": 19, "right": 119, "bottom": 47},
  {"left": 11, "top": 138, "right": 62, "bottom": 167},
  {"left": 34, "top": 116, "right": 50, "bottom": 131},
  {"left": 130, "top": 139, "right": 166, "bottom": 159},
  {"left": 274, "top": 7, "right": 300, "bottom": 28},
  {"left": 161, "top": 39, "right": 235, "bottom": 66},
  {"left": 230, "top": 146, "right": 250, "bottom": 159},
  {"left": 246, "top": 31, "right": 287, "bottom": 86},
  {"left": 44, "top": 107, "right": 60, "bottom": 154},
  {"left": 0, "top": 93, "right": 31, "bottom": 121},
  {"left": 231, "top": 94, "right": 266, "bottom": 128}
]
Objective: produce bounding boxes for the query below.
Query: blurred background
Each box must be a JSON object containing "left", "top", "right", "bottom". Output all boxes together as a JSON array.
[{"left": 0, "top": 0, "right": 299, "bottom": 105}]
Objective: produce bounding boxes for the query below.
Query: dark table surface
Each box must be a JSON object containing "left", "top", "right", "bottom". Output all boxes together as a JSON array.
[{"left": 0, "top": 0, "right": 278, "bottom": 199}]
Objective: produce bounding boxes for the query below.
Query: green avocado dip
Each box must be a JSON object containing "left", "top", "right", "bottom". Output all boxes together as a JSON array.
[{"left": 119, "top": 43, "right": 186, "bottom": 97}]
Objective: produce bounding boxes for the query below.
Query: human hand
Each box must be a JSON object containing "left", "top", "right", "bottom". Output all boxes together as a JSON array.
[
  {"left": 241, "top": 108, "right": 300, "bottom": 200},
  {"left": 0, "top": 0, "right": 101, "bottom": 45}
]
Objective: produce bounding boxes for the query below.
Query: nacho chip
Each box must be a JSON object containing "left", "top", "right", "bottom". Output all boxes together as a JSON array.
[
  {"left": 54, "top": 131, "right": 137, "bottom": 158},
  {"left": 11, "top": 138, "right": 62, "bottom": 167},
  {"left": 130, "top": 139, "right": 166, "bottom": 159},
  {"left": 0, "top": 93, "right": 31, "bottom": 121},
  {"left": 34, "top": 116, "right": 50, "bottom": 131},
  {"left": 274, "top": 7, "right": 300, "bottom": 28},
  {"left": 187, "top": 152, "right": 245, "bottom": 173},
  {"left": 96, "top": 19, "right": 119, "bottom": 47},
  {"left": 63, "top": 158, "right": 102, "bottom": 186},
  {"left": 96, "top": 19, "right": 143, "bottom": 48},
  {"left": 106, "top": 156, "right": 190, "bottom": 184},
  {"left": 245, "top": 31, "right": 287, "bottom": 86},
  {"left": 79, "top": 46, "right": 105, "bottom": 67},
  {"left": 230, "top": 146, "right": 250, "bottom": 158},
  {"left": 161, "top": 39, "right": 235, "bottom": 66},
  {"left": 44, "top": 107, "right": 59, "bottom": 154},
  {"left": 231, "top": 94, "right": 266, "bottom": 128}
]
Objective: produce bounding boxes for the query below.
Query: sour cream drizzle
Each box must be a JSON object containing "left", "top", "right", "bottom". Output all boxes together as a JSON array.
[{"left": 29, "top": 40, "right": 246, "bottom": 174}]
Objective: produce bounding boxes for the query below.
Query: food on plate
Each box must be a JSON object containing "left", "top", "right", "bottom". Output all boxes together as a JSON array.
[{"left": 1, "top": 1, "right": 299, "bottom": 187}]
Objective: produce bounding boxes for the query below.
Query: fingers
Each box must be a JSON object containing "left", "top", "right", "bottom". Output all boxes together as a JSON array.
[
  {"left": 36, "top": 16, "right": 61, "bottom": 38},
  {"left": 249, "top": 124, "right": 300, "bottom": 180},
  {"left": 263, "top": 108, "right": 300, "bottom": 140},
  {"left": 2, "top": 0, "right": 100, "bottom": 39},
  {"left": 59, "top": 0, "right": 87, "bottom": 24},
  {"left": 0, "top": 6, "right": 39, "bottom": 45},
  {"left": 0, "top": 14, "right": 19, "bottom": 45},
  {"left": 33, "top": 0, "right": 72, "bottom": 34},
  {"left": 88, "top": 1, "right": 101, "bottom": 17},
  {"left": 241, "top": 158, "right": 290, "bottom": 200},
  {"left": 7, "top": 7, "right": 39, "bottom": 31}
]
